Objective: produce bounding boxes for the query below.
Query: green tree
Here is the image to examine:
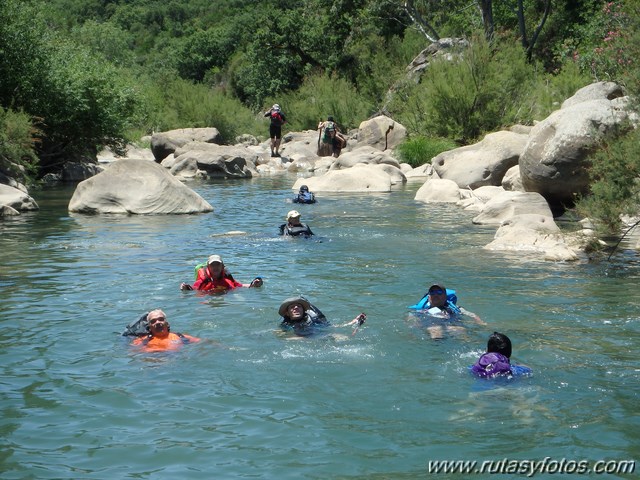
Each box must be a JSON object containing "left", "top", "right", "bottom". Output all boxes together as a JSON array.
[
  {"left": 0, "top": 0, "right": 144, "bottom": 170},
  {"left": 0, "top": 108, "right": 40, "bottom": 184},
  {"left": 390, "top": 35, "right": 537, "bottom": 143}
]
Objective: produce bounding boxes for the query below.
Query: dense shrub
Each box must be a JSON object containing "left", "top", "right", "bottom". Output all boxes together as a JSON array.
[
  {"left": 576, "top": 127, "right": 640, "bottom": 234},
  {"left": 138, "top": 75, "right": 262, "bottom": 143},
  {"left": 395, "top": 136, "right": 458, "bottom": 168},
  {"left": 269, "top": 73, "right": 374, "bottom": 134},
  {"left": 389, "top": 35, "right": 538, "bottom": 143},
  {"left": 0, "top": 108, "right": 40, "bottom": 184}
]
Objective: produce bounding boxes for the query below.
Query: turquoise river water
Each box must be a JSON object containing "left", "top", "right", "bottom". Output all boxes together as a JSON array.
[{"left": 0, "top": 176, "right": 638, "bottom": 479}]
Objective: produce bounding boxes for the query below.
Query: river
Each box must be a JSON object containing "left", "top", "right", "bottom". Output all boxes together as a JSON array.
[{"left": 1, "top": 176, "right": 638, "bottom": 478}]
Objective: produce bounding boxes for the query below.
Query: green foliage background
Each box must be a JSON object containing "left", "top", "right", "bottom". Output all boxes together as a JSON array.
[{"left": 1, "top": 0, "right": 639, "bottom": 234}]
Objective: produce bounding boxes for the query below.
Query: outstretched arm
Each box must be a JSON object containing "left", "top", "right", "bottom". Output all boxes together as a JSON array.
[
  {"left": 337, "top": 313, "right": 367, "bottom": 328},
  {"left": 241, "top": 277, "right": 263, "bottom": 288},
  {"left": 459, "top": 307, "right": 486, "bottom": 325}
]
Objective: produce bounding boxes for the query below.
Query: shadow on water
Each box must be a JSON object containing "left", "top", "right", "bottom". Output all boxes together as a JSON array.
[{"left": 1, "top": 177, "right": 639, "bottom": 479}]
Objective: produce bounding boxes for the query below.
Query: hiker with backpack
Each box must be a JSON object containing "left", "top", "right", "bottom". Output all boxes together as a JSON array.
[
  {"left": 264, "top": 104, "right": 286, "bottom": 157},
  {"left": 318, "top": 116, "right": 347, "bottom": 158},
  {"left": 180, "top": 254, "right": 263, "bottom": 293}
]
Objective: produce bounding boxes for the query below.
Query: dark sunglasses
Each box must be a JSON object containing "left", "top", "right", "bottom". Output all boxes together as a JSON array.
[{"left": 428, "top": 289, "right": 445, "bottom": 295}]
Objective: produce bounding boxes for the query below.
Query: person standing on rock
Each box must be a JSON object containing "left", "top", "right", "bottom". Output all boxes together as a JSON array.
[{"left": 264, "top": 104, "right": 286, "bottom": 157}]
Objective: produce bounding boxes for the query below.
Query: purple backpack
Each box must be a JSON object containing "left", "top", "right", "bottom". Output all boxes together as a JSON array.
[{"left": 471, "top": 352, "right": 512, "bottom": 378}]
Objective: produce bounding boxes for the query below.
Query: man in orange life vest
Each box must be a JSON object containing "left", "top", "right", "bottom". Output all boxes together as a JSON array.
[
  {"left": 131, "top": 309, "right": 200, "bottom": 352},
  {"left": 180, "top": 254, "right": 263, "bottom": 292}
]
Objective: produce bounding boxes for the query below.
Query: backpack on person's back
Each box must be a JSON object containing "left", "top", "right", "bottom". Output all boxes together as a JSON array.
[
  {"left": 321, "top": 121, "right": 336, "bottom": 143},
  {"left": 271, "top": 110, "right": 285, "bottom": 125}
]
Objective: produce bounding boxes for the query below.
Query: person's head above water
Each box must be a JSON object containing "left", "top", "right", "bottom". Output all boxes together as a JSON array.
[
  {"left": 279, "top": 296, "right": 311, "bottom": 320},
  {"left": 286, "top": 210, "right": 302, "bottom": 225},
  {"left": 299, "top": 185, "right": 309, "bottom": 193},
  {"left": 206, "top": 254, "right": 224, "bottom": 277},
  {"left": 427, "top": 283, "right": 447, "bottom": 307},
  {"left": 147, "top": 309, "right": 170, "bottom": 338},
  {"left": 487, "top": 332, "right": 512, "bottom": 358}
]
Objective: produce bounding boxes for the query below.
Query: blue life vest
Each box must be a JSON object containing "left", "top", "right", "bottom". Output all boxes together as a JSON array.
[{"left": 408, "top": 288, "right": 460, "bottom": 314}]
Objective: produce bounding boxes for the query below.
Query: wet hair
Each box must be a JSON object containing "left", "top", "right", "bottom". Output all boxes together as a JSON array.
[
  {"left": 327, "top": 116, "right": 334, "bottom": 122},
  {"left": 487, "top": 332, "right": 512, "bottom": 358},
  {"left": 299, "top": 185, "right": 309, "bottom": 192}
]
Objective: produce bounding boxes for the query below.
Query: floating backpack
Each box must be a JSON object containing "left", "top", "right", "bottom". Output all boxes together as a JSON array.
[{"left": 122, "top": 313, "right": 150, "bottom": 337}]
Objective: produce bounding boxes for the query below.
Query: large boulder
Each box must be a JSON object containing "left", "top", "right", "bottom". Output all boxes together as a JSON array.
[
  {"left": 561, "top": 81, "right": 625, "bottom": 109},
  {"left": 406, "top": 38, "right": 470, "bottom": 79},
  {"left": 172, "top": 144, "right": 257, "bottom": 178},
  {"left": 0, "top": 170, "right": 28, "bottom": 193},
  {"left": 414, "top": 178, "right": 462, "bottom": 203},
  {"left": 519, "top": 83, "right": 633, "bottom": 207},
  {"left": 472, "top": 191, "right": 553, "bottom": 225},
  {"left": 355, "top": 116, "right": 407, "bottom": 151},
  {"left": 61, "top": 162, "right": 104, "bottom": 182},
  {"left": 0, "top": 184, "right": 39, "bottom": 214},
  {"left": 151, "top": 128, "right": 221, "bottom": 162},
  {"left": 484, "top": 214, "right": 579, "bottom": 261},
  {"left": 501, "top": 165, "right": 524, "bottom": 192},
  {"left": 459, "top": 185, "right": 505, "bottom": 212},
  {"left": 97, "top": 143, "right": 155, "bottom": 163},
  {"left": 330, "top": 146, "right": 401, "bottom": 170},
  {"left": 432, "top": 130, "right": 528, "bottom": 189},
  {"left": 292, "top": 164, "right": 392, "bottom": 192},
  {"left": 279, "top": 130, "right": 328, "bottom": 158},
  {"left": 68, "top": 159, "right": 213, "bottom": 214}
]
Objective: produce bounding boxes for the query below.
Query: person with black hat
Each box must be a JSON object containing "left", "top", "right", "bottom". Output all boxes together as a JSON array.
[
  {"left": 292, "top": 185, "right": 316, "bottom": 204},
  {"left": 409, "top": 282, "right": 485, "bottom": 339},
  {"left": 278, "top": 296, "right": 366, "bottom": 337}
]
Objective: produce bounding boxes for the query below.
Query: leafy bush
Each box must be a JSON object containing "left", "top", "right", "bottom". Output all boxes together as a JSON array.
[
  {"left": 526, "top": 61, "right": 591, "bottom": 120},
  {"left": 139, "top": 74, "right": 262, "bottom": 143},
  {"left": 268, "top": 73, "right": 373, "bottom": 133},
  {"left": 395, "top": 136, "right": 458, "bottom": 168},
  {"left": 0, "top": 0, "right": 144, "bottom": 167},
  {"left": 576, "top": 127, "right": 640, "bottom": 234},
  {"left": 0, "top": 108, "right": 40, "bottom": 184},
  {"left": 389, "top": 34, "right": 539, "bottom": 143}
]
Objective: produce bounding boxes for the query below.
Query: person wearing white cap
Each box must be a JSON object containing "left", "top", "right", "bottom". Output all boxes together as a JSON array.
[
  {"left": 279, "top": 210, "right": 314, "bottom": 237},
  {"left": 264, "top": 103, "right": 286, "bottom": 157},
  {"left": 180, "top": 254, "right": 263, "bottom": 292}
]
